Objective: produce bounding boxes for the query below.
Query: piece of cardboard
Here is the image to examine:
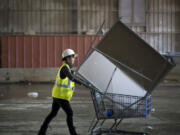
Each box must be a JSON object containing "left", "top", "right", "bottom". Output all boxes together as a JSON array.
[{"left": 77, "top": 21, "right": 174, "bottom": 96}]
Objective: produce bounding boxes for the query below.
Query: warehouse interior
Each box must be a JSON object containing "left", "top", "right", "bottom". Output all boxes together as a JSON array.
[{"left": 0, "top": 0, "right": 180, "bottom": 135}]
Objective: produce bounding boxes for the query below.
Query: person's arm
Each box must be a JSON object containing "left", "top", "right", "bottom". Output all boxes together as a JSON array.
[{"left": 60, "top": 66, "right": 90, "bottom": 87}]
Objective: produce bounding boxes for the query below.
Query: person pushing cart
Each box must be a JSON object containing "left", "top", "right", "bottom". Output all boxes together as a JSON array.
[{"left": 38, "top": 49, "right": 90, "bottom": 135}]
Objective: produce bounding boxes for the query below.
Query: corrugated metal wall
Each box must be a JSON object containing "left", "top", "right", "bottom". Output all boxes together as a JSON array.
[
  {"left": 0, "top": 0, "right": 118, "bottom": 35},
  {"left": 0, "top": 0, "right": 180, "bottom": 68},
  {"left": 1, "top": 36, "right": 102, "bottom": 68},
  {"left": 1, "top": 0, "right": 179, "bottom": 53},
  {"left": 119, "top": 0, "right": 146, "bottom": 26},
  {"left": 131, "top": 0, "right": 180, "bottom": 53},
  {"left": 77, "top": 0, "right": 118, "bottom": 34},
  {"left": 0, "top": 0, "right": 76, "bottom": 34}
]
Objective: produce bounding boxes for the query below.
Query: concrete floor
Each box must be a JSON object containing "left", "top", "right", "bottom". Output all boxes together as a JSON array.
[{"left": 0, "top": 83, "right": 180, "bottom": 135}]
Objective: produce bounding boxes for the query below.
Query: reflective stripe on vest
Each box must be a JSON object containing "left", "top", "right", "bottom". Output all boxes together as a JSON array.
[{"left": 55, "top": 79, "right": 75, "bottom": 90}]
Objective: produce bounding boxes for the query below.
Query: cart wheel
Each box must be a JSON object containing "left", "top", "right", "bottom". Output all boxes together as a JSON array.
[{"left": 96, "top": 134, "right": 101, "bottom": 135}]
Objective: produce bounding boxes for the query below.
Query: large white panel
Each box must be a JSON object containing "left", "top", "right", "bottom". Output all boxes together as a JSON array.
[
  {"left": 78, "top": 50, "right": 146, "bottom": 97},
  {"left": 78, "top": 51, "right": 116, "bottom": 93},
  {"left": 107, "top": 68, "right": 146, "bottom": 96}
]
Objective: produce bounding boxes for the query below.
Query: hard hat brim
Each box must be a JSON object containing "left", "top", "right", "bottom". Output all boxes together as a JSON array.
[{"left": 62, "top": 54, "right": 78, "bottom": 61}]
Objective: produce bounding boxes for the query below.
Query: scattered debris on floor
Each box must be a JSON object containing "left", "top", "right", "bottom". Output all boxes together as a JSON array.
[
  {"left": 151, "top": 108, "right": 155, "bottom": 113},
  {"left": 27, "top": 92, "right": 39, "bottom": 98},
  {"left": 146, "top": 126, "right": 153, "bottom": 130}
]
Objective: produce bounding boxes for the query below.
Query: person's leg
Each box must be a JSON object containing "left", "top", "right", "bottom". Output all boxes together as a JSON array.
[
  {"left": 61, "top": 99, "right": 78, "bottom": 135},
  {"left": 38, "top": 99, "right": 61, "bottom": 135}
]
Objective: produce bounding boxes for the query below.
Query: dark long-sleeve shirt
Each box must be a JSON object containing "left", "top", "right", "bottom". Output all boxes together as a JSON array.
[{"left": 60, "top": 63, "right": 86, "bottom": 86}]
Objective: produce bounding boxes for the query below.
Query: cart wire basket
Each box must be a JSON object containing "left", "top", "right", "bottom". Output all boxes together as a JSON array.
[
  {"left": 92, "top": 90, "right": 151, "bottom": 120},
  {"left": 88, "top": 89, "right": 151, "bottom": 135}
]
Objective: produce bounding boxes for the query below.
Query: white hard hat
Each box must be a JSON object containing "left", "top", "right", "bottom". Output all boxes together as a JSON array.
[{"left": 62, "top": 49, "right": 76, "bottom": 59}]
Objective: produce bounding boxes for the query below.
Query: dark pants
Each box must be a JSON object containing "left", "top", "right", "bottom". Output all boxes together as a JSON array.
[{"left": 38, "top": 98, "right": 77, "bottom": 135}]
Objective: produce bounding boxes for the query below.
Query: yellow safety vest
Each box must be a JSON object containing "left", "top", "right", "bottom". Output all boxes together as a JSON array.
[{"left": 52, "top": 63, "right": 75, "bottom": 101}]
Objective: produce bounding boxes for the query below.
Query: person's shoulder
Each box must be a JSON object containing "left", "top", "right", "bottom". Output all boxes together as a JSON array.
[
  {"left": 60, "top": 63, "right": 67, "bottom": 68},
  {"left": 61, "top": 64, "right": 69, "bottom": 71}
]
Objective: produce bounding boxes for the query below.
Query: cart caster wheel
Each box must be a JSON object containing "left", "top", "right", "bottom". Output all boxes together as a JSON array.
[{"left": 96, "top": 134, "right": 101, "bottom": 135}]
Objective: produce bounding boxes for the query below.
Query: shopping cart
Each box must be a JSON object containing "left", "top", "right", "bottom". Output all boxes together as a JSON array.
[
  {"left": 76, "top": 20, "right": 175, "bottom": 135},
  {"left": 88, "top": 88, "right": 151, "bottom": 135}
]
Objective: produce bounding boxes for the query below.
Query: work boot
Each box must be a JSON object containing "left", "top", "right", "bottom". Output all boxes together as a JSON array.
[
  {"left": 71, "top": 132, "right": 80, "bottom": 135},
  {"left": 38, "top": 130, "right": 46, "bottom": 135},
  {"left": 37, "top": 125, "right": 47, "bottom": 135},
  {"left": 73, "top": 133, "right": 80, "bottom": 135},
  {"left": 69, "top": 126, "right": 80, "bottom": 135}
]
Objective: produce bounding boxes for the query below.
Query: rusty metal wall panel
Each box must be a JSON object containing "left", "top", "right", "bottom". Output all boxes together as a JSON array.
[
  {"left": 24, "top": 37, "right": 32, "bottom": 68},
  {"left": 47, "top": 37, "right": 55, "bottom": 67},
  {"left": 1, "top": 36, "right": 8, "bottom": 67},
  {"left": 16, "top": 36, "right": 24, "bottom": 68},
  {"left": 32, "top": 36, "right": 40, "bottom": 68},
  {"left": 40, "top": 37, "right": 47, "bottom": 68},
  {"left": 54, "top": 36, "right": 62, "bottom": 67},
  {"left": 1, "top": 36, "right": 102, "bottom": 68},
  {"left": 8, "top": 37, "right": 16, "bottom": 68}
]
